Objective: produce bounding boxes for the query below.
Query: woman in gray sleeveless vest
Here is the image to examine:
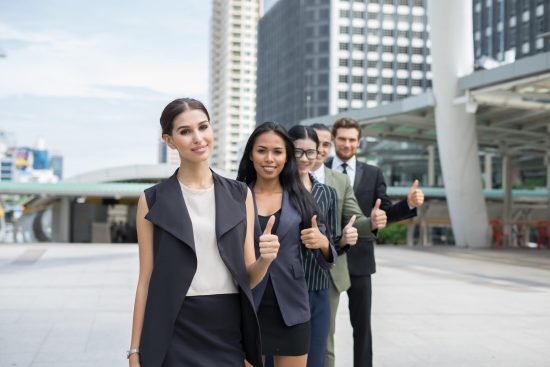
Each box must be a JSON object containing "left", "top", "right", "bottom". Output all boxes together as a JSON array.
[{"left": 128, "top": 98, "right": 280, "bottom": 367}]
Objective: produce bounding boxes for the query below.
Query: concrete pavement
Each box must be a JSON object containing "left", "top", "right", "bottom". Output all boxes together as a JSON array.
[{"left": 0, "top": 244, "right": 549, "bottom": 367}]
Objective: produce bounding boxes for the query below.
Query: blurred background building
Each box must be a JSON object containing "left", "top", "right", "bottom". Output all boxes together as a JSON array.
[
  {"left": 256, "top": 0, "right": 432, "bottom": 127},
  {"left": 209, "top": 0, "right": 263, "bottom": 172},
  {"left": 473, "top": 0, "right": 549, "bottom": 66}
]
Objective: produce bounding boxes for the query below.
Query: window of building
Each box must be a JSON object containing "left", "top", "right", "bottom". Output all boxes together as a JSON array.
[
  {"left": 382, "top": 93, "right": 393, "bottom": 102},
  {"left": 340, "top": 26, "right": 350, "bottom": 34},
  {"left": 319, "top": 41, "right": 329, "bottom": 52},
  {"left": 353, "top": 10, "right": 365, "bottom": 18},
  {"left": 319, "top": 73, "right": 329, "bottom": 84},
  {"left": 367, "top": 92, "right": 378, "bottom": 100},
  {"left": 339, "top": 58, "right": 350, "bottom": 67},
  {"left": 352, "top": 91, "right": 364, "bottom": 100},
  {"left": 382, "top": 77, "right": 393, "bottom": 85},
  {"left": 339, "top": 74, "right": 349, "bottom": 83},
  {"left": 412, "top": 63, "right": 423, "bottom": 70},
  {"left": 339, "top": 91, "right": 349, "bottom": 99},
  {"left": 397, "top": 46, "right": 408, "bottom": 54},
  {"left": 383, "top": 61, "right": 393, "bottom": 68},
  {"left": 306, "top": 42, "right": 315, "bottom": 52},
  {"left": 412, "top": 47, "right": 423, "bottom": 54},
  {"left": 353, "top": 27, "right": 364, "bottom": 35},
  {"left": 340, "top": 42, "right": 350, "bottom": 51},
  {"left": 353, "top": 75, "right": 364, "bottom": 84},
  {"left": 318, "top": 90, "right": 328, "bottom": 100},
  {"left": 368, "top": 60, "right": 378, "bottom": 68},
  {"left": 367, "top": 76, "right": 378, "bottom": 84},
  {"left": 318, "top": 106, "right": 329, "bottom": 115},
  {"left": 352, "top": 59, "right": 364, "bottom": 67},
  {"left": 353, "top": 43, "right": 364, "bottom": 51},
  {"left": 319, "top": 57, "right": 329, "bottom": 68},
  {"left": 319, "top": 24, "right": 330, "bottom": 35},
  {"left": 340, "top": 9, "right": 350, "bottom": 17},
  {"left": 368, "top": 44, "right": 379, "bottom": 52},
  {"left": 397, "top": 78, "right": 408, "bottom": 86},
  {"left": 320, "top": 8, "right": 330, "bottom": 19}
]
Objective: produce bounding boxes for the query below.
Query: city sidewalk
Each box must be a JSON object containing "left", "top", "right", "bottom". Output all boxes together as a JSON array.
[{"left": 1, "top": 244, "right": 549, "bottom": 367}]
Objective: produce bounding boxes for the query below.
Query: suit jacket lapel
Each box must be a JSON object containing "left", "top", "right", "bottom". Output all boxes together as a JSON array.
[
  {"left": 276, "top": 190, "right": 300, "bottom": 241},
  {"left": 145, "top": 170, "right": 195, "bottom": 251},
  {"left": 213, "top": 171, "right": 246, "bottom": 240},
  {"left": 250, "top": 188, "right": 299, "bottom": 242},
  {"left": 353, "top": 160, "right": 365, "bottom": 191}
]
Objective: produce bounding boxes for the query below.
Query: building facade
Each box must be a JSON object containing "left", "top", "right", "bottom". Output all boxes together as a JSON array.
[
  {"left": 209, "top": 0, "right": 263, "bottom": 172},
  {"left": 256, "top": 0, "right": 432, "bottom": 128},
  {"left": 473, "top": 0, "right": 549, "bottom": 64}
]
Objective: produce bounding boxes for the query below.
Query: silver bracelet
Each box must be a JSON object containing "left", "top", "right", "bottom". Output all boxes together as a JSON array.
[{"left": 126, "top": 348, "right": 140, "bottom": 359}]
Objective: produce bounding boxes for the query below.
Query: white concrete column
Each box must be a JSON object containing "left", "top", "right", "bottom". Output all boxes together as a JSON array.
[
  {"left": 484, "top": 152, "right": 493, "bottom": 189},
  {"left": 427, "top": 145, "right": 435, "bottom": 187},
  {"left": 427, "top": 0, "right": 490, "bottom": 248},
  {"left": 51, "top": 197, "right": 71, "bottom": 242}
]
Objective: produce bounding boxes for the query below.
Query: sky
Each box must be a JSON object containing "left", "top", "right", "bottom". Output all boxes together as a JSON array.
[{"left": 0, "top": 0, "right": 212, "bottom": 178}]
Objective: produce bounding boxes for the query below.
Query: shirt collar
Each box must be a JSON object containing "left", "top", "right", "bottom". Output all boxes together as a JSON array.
[{"left": 311, "top": 164, "right": 325, "bottom": 184}]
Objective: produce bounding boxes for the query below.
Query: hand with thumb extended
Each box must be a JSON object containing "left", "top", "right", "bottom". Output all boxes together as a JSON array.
[
  {"left": 259, "top": 215, "right": 279, "bottom": 262},
  {"left": 301, "top": 215, "right": 328, "bottom": 250},
  {"left": 341, "top": 215, "right": 358, "bottom": 246},
  {"left": 407, "top": 179, "right": 424, "bottom": 208},
  {"left": 371, "top": 199, "right": 387, "bottom": 230}
]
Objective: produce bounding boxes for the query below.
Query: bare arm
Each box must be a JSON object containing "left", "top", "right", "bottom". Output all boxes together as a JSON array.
[
  {"left": 129, "top": 193, "right": 154, "bottom": 367},
  {"left": 244, "top": 188, "right": 278, "bottom": 289}
]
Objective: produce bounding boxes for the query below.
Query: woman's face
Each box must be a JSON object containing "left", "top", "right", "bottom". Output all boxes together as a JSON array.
[
  {"left": 249, "top": 131, "right": 287, "bottom": 181},
  {"left": 293, "top": 138, "right": 318, "bottom": 174},
  {"left": 162, "top": 109, "right": 213, "bottom": 164}
]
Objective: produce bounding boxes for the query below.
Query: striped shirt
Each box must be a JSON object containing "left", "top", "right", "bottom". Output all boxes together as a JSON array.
[{"left": 301, "top": 175, "right": 339, "bottom": 291}]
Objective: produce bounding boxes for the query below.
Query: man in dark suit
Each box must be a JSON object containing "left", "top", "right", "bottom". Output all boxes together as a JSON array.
[{"left": 326, "top": 117, "right": 424, "bottom": 367}]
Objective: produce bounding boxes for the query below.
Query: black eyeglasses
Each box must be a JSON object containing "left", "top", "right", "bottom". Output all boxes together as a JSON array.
[{"left": 294, "top": 149, "right": 318, "bottom": 160}]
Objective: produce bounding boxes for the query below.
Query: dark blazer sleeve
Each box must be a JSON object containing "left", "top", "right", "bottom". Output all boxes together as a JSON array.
[{"left": 373, "top": 166, "right": 417, "bottom": 223}]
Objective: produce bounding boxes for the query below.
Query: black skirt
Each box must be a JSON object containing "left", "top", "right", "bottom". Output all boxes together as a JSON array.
[
  {"left": 257, "top": 279, "right": 310, "bottom": 356},
  {"left": 162, "top": 293, "right": 245, "bottom": 366}
]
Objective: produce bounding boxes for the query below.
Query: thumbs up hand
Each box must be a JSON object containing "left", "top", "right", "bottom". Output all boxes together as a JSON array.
[
  {"left": 301, "top": 215, "right": 329, "bottom": 250},
  {"left": 407, "top": 179, "right": 424, "bottom": 208},
  {"left": 340, "top": 215, "right": 358, "bottom": 246},
  {"left": 259, "top": 215, "right": 279, "bottom": 262},
  {"left": 371, "top": 199, "right": 387, "bottom": 230}
]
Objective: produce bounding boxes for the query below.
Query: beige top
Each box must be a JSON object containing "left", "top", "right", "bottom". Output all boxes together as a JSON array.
[{"left": 179, "top": 181, "right": 238, "bottom": 296}]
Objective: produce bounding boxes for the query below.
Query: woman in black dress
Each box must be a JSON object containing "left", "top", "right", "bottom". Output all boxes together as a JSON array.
[
  {"left": 237, "top": 121, "right": 337, "bottom": 367},
  {"left": 128, "top": 98, "right": 279, "bottom": 367}
]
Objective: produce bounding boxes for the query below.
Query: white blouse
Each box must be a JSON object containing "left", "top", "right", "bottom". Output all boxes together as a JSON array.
[{"left": 179, "top": 181, "right": 238, "bottom": 296}]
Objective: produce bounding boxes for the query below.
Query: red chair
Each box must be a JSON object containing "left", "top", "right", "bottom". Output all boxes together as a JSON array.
[
  {"left": 536, "top": 220, "right": 550, "bottom": 249},
  {"left": 490, "top": 219, "right": 504, "bottom": 248}
]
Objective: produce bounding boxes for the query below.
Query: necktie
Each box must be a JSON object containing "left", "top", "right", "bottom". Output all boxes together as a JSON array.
[{"left": 341, "top": 162, "right": 348, "bottom": 175}]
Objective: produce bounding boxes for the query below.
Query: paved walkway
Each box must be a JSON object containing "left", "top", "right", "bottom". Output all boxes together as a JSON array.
[{"left": 0, "top": 244, "right": 549, "bottom": 367}]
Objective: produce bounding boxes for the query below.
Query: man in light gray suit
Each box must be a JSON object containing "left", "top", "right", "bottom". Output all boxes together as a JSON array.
[{"left": 310, "top": 123, "right": 386, "bottom": 367}]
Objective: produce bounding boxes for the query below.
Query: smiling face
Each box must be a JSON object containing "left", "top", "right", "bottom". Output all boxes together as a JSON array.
[
  {"left": 249, "top": 131, "right": 287, "bottom": 181},
  {"left": 293, "top": 138, "right": 318, "bottom": 174},
  {"left": 162, "top": 109, "right": 213, "bottom": 164},
  {"left": 333, "top": 127, "right": 360, "bottom": 161},
  {"left": 314, "top": 129, "right": 332, "bottom": 166}
]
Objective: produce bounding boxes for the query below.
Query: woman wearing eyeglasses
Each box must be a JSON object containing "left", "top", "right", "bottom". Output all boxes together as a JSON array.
[{"left": 288, "top": 125, "right": 358, "bottom": 367}]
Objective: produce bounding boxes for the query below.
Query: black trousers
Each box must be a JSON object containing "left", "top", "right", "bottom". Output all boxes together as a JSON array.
[{"left": 347, "top": 275, "right": 372, "bottom": 367}]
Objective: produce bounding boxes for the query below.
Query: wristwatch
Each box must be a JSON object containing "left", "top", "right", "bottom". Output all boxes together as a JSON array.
[{"left": 126, "top": 348, "right": 140, "bottom": 359}]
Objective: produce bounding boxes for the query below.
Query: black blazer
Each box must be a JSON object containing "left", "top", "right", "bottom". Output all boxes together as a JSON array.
[
  {"left": 139, "top": 170, "right": 262, "bottom": 367},
  {"left": 326, "top": 158, "right": 416, "bottom": 276},
  {"left": 251, "top": 189, "right": 336, "bottom": 326}
]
